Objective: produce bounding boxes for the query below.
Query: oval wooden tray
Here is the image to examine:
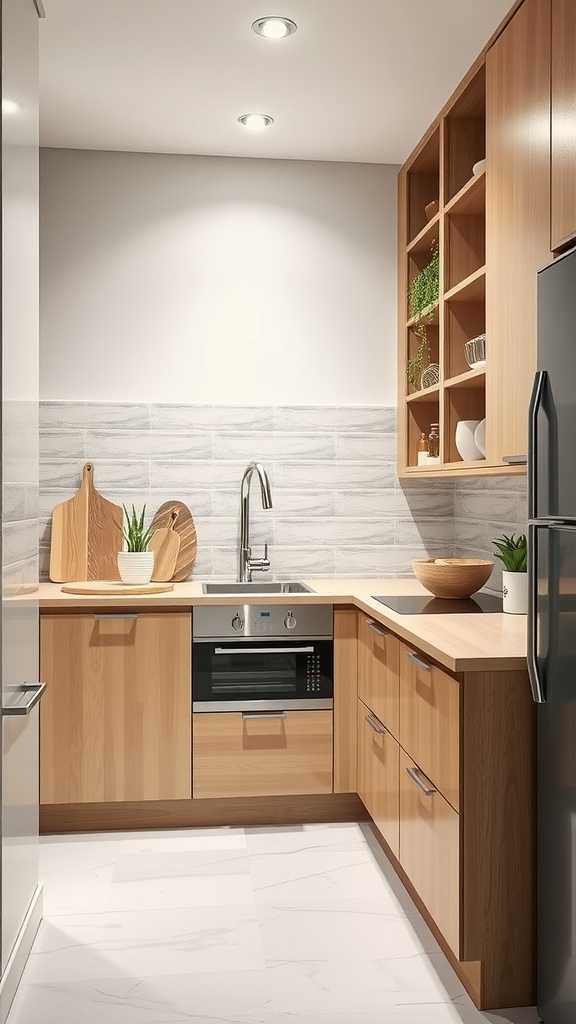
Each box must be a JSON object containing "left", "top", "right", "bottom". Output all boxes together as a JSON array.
[{"left": 61, "top": 582, "right": 175, "bottom": 596}]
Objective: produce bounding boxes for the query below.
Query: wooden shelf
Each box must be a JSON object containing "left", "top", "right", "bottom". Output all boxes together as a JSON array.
[
  {"left": 407, "top": 301, "right": 440, "bottom": 328},
  {"left": 444, "top": 266, "right": 486, "bottom": 303},
  {"left": 407, "top": 213, "right": 440, "bottom": 255},
  {"left": 445, "top": 170, "right": 485, "bottom": 216},
  {"left": 444, "top": 368, "right": 486, "bottom": 390},
  {"left": 443, "top": 459, "right": 487, "bottom": 471},
  {"left": 406, "top": 383, "right": 441, "bottom": 403}
]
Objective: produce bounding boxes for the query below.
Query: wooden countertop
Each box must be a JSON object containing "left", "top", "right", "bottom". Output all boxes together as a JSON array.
[{"left": 33, "top": 578, "right": 528, "bottom": 674}]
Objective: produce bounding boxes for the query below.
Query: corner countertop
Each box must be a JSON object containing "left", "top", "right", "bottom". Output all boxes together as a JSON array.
[{"left": 34, "top": 578, "right": 528, "bottom": 674}]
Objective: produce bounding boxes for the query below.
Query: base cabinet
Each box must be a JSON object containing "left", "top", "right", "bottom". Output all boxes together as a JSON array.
[
  {"left": 193, "top": 710, "right": 333, "bottom": 799},
  {"left": 357, "top": 699, "right": 399, "bottom": 857},
  {"left": 40, "top": 611, "right": 192, "bottom": 804},
  {"left": 399, "top": 748, "right": 460, "bottom": 956}
]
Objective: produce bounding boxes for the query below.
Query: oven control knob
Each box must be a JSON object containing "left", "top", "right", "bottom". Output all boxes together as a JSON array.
[
  {"left": 284, "top": 613, "right": 297, "bottom": 630},
  {"left": 231, "top": 614, "right": 244, "bottom": 632}
]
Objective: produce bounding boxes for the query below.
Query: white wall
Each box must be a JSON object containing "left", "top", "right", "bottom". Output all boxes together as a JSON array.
[{"left": 40, "top": 149, "right": 398, "bottom": 405}]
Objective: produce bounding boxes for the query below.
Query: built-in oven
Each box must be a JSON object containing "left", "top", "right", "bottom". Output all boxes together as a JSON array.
[{"left": 192, "top": 604, "right": 333, "bottom": 712}]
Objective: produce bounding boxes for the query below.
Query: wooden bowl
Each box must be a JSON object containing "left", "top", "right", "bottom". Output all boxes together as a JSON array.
[
  {"left": 424, "top": 199, "right": 439, "bottom": 222},
  {"left": 412, "top": 557, "right": 494, "bottom": 599}
]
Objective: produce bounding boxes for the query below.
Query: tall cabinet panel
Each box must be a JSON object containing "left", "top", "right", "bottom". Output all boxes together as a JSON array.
[
  {"left": 485, "top": 0, "right": 551, "bottom": 464},
  {"left": 551, "top": 0, "right": 576, "bottom": 253},
  {"left": 1, "top": 0, "right": 42, "bottom": 1015}
]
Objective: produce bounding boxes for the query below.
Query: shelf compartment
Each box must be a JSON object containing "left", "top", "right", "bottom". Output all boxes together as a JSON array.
[
  {"left": 444, "top": 266, "right": 486, "bottom": 303},
  {"left": 445, "top": 213, "right": 485, "bottom": 292},
  {"left": 444, "top": 298, "right": 485, "bottom": 378},
  {"left": 407, "top": 213, "right": 440, "bottom": 256},
  {"left": 444, "top": 386, "right": 486, "bottom": 465},
  {"left": 406, "top": 397, "right": 440, "bottom": 471},
  {"left": 405, "top": 321, "right": 440, "bottom": 399},
  {"left": 406, "top": 301, "right": 439, "bottom": 329},
  {"left": 444, "top": 368, "right": 485, "bottom": 390},
  {"left": 407, "top": 126, "right": 440, "bottom": 244},
  {"left": 406, "top": 382, "right": 441, "bottom": 403},
  {"left": 444, "top": 169, "right": 485, "bottom": 216},
  {"left": 444, "top": 66, "right": 486, "bottom": 203}
]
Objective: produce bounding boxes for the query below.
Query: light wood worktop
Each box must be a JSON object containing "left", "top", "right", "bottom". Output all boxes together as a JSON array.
[{"left": 35, "top": 578, "right": 527, "bottom": 674}]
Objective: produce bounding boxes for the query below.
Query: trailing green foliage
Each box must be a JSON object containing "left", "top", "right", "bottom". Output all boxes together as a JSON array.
[
  {"left": 407, "top": 241, "right": 440, "bottom": 391},
  {"left": 118, "top": 504, "right": 153, "bottom": 552},
  {"left": 492, "top": 533, "right": 527, "bottom": 573}
]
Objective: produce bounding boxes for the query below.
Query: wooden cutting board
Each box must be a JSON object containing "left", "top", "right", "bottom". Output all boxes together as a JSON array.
[
  {"left": 150, "top": 501, "right": 197, "bottom": 581},
  {"left": 50, "top": 462, "right": 123, "bottom": 582},
  {"left": 61, "top": 581, "right": 174, "bottom": 596},
  {"left": 149, "top": 510, "right": 181, "bottom": 582}
]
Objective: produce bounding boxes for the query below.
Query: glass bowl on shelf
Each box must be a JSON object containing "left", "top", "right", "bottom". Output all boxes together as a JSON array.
[{"left": 464, "top": 333, "right": 486, "bottom": 370}]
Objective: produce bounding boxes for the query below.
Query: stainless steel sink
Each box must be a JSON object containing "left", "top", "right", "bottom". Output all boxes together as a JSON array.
[{"left": 202, "top": 581, "right": 314, "bottom": 595}]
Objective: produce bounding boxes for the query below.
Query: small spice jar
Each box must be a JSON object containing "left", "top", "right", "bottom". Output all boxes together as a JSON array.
[
  {"left": 417, "top": 432, "right": 429, "bottom": 466},
  {"left": 428, "top": 423, "right": 440, "bottom": 460}
]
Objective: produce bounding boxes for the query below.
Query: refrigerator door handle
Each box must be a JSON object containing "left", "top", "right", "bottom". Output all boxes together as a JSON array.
[
  {"left": 528, "top": 370, "right": 548, "bottom": 521},
  {"left": 527, "top": 525, "right": 545, "bottom": 703}
]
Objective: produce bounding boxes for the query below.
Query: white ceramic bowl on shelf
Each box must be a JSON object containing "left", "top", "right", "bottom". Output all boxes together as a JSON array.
[{"left": 455, "top": 420, "right": 483, "bottom": 461}]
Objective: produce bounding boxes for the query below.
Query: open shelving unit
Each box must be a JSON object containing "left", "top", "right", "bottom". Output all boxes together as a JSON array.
[{"left": 398, "top": 64, "right": 492, "bottom": 477}]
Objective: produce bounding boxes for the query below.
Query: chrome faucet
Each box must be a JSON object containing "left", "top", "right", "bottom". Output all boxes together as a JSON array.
[{"left": 238, "top": 462, "right": 273, "bottom": 582}]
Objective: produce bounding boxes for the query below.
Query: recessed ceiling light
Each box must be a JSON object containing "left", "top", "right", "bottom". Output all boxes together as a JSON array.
[
  {"left": 251, "top": 17, "right": 297, "bottom": 39},
  {"left": 2, "top": 99, "right": 21, "bottom": 115},
  {"left": 237, "top": 113, "right": 275, "bottom": 131}
]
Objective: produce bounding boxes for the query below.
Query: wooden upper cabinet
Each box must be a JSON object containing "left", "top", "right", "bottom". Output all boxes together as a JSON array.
[
  {"left": 551, "top": 0, "right": 576, "bottom": 252},
  {"left": 40, "top": 611, "right": 192, "bottom": 804},
  {"left": 485, "top": 0, "right": 551, "bottom": 465}
]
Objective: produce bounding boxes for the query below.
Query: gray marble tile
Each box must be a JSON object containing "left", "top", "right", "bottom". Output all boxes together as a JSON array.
[
  {"left": 251, "top": 849, "right": 401, "bottom": 905},
  {"left": 3, "top": 483, "right": 27, "bottom": 523},
  {"left": 454, "top": 490, "right": 518, "bottom": 525},
  {"left": 7, "top": 972, "right": 272, "bottom": 1024},
  {"left": 194, "top": 517, "right": 268, "bottom": 548},
  {"left": 3, "top": 521, "right": 39, "bottom": 565},
  {"left": 269, "top": 491, "right": 336, "bottom": 518},
  {"left": 335, "top": 489, "right": 397, "bottom": 517},
  {"left": 185, "top": 545, "right": 212, "bottom": 580},
  {"left": 396, "top": 487, "right": 454, "bottom": 518},
  {"left": 452, "top": 474, "right": 527, "bottom": 493},
  {"left": 150, "top": 461, "right": 265, "bottom": 490},
  {"left": 148, "top": 491, "right": 212, "bottom": 517},
  {"left": 266, "top": 546, "right": 336, "bottom": 578},
  {"left": 112, "top": 849, "right": 251, "bottom": 883},
  {"left": 274, "top": 407, "right": 395, "bottom": 433},
  {"left": 394, "top": 518, "right": 455, "bottom": 548},
  {"left": 41, "top": 461, "right": 150, "bottom": 490},
  {"left": 151, "top": 405, "right": 274, "bottom": 432},
  {"left": 275, "top": 462, "right": 394, "bottom": 490},
  {"left": 41, "top": 402, "right": 150, "bottom": 431},
  {"left": 40, "top": 430, "right": 86, "bottom": 460},
  {"left": 334, "top": 545, "right": 448, "bottom": 577},
  {"left": 274, "top": 518, "right": 394, "bottom": 547},
  {"left": 87, "top": 431, "right": 213, "bottom": 460},
  {"left": 213, "top": 433, "right": 335, "bottom": 462},
  {"left": 336, "top": 434, "right": 396, "bottom": 461}
]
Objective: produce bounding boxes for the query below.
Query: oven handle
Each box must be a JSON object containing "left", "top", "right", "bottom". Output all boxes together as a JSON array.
[{"left": 214, "top": 646, "right": 316, "bottom": 655}]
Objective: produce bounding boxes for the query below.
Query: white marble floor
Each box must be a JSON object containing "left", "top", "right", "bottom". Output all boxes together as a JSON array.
[{"left": 6, "top": 822, "right": 540, "bottom": 1024}]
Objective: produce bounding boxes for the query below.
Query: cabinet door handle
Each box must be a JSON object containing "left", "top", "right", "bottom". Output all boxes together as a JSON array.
[
  {"left": 94, "top": 613, "right": 138, "bottom": 620},
  {"left": 367, "top": 620, "right": 387, "bottom": 637},
  {"left": 406, "top": 765, "right": 437, "bottom": 796},
  {"left": 241, "top": 711, "right": 287, "bottom": 720},
  {"left": 406, "top": 651, "right": 431, "bottom": 672},
  {"left": 3, "top": 682, "right": 47, "bottom": 717},
  {"left": 365, "top": 713, "right": 386, "bottom": 735}
]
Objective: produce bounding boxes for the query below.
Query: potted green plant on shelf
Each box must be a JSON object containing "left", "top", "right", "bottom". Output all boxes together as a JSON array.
[
  {"left": 117, "top": 504, "right": 154, "bottom": 584},
  {"left": 407, "top": 240, "right": 440, "bottom": 392},
  {"left": 492, "top": 533, "right": 527, "bottom": 614}
]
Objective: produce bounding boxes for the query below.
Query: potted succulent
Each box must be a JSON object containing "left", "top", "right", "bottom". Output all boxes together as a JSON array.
[
  {"left": 117, "top": 504, "right": 154, "bottom": 584},
  {"left": 492, "top": 533, "right": 527, "bottom": 614}
]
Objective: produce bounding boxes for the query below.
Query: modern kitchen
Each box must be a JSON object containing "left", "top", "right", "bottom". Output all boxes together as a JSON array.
[{"left": 1, "top": 1, "right": 574, "bottom": 1022}]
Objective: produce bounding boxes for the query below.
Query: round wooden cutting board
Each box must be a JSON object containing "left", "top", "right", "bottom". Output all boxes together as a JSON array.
[
  {"left": 61, "top": 582, "right": 175, "bottom": 596},
  {"left": 149, "top": 501, "right": 197, "bottom": 581}
]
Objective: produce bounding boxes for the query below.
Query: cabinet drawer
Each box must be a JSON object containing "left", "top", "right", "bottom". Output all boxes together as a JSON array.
[
  {"left": 358, "top": 614, "right": 400, "bottom": 737},
  {"left": 193, "top": 710, "right": 332, "bottom": 799},
  {"left": 400, "top": 644, "right": 459, "bottom": 811},
  {"left": 400, "top": 748, "right": 460, "bottom": 956},
  {"left": 357, "top": 699, "right": 399, "bottom": 857}
]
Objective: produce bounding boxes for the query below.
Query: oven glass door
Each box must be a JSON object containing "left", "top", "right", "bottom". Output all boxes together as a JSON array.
[{"left": 193, "top": 639, "right": 333, "bottom": 711}]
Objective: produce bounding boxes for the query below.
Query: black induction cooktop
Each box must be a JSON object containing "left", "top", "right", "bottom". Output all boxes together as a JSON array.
[{"left": 373, "top": 593, "right": 503, "bottom": 614}]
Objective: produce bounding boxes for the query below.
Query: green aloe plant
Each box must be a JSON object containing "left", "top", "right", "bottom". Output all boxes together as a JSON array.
[
  {"left": 492, "top": 533, "right": 527, "bottom": 573},
  {"left": 118, "top": 504, "right": 153, "bottom": 552}
]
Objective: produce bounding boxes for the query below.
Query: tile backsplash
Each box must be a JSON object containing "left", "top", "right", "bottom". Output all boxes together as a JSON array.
[
  {"left": 40, "top": 403, "right": 456, "bottom": 582},
  {"left": 39, "top": 402, "right": 526, "bottom": 588}
]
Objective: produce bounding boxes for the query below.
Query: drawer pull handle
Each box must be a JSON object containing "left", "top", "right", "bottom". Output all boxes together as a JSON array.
[
  {"left": 241, "top": 711, "right": 287, "bottom": 720},
  {"left": 94, "top": 613, "right": 138, "bottom": 620},
  {"left": 365, "top": 713, "right": 386, "bottom": 735},
  {"left": 406, "top": 651, "right": 431, "bottom": 672},
  {"left": 406, "top": 766, "right": 437, "bottom": 796},
  {"left": 367, "top": 620, "right": 387, "bottom": 637}
]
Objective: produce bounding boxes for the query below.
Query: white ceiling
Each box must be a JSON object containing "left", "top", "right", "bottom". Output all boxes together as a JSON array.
[{"left": 39, "top": 0, "right": 513, "bottom": 164}]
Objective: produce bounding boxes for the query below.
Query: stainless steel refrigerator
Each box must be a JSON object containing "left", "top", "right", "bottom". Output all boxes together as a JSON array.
[{"left": 530, "top": 244, "right": 576, "bottom": 1024}]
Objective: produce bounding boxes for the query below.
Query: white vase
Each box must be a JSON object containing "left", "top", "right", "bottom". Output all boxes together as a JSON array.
[
  {"left": 455, "top": 420, "right": 483, "bottom": 461},
  {"left": 117, "top": 551, "right": 154, "bottom": 585},
  {"left": 502, "top": 570, "right": 528, "bottom": 614},
  {"left": 474, "top": 418, "right": 486, "bottom": 456}
]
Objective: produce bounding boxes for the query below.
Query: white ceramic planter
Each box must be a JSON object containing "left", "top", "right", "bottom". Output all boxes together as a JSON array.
[
  {"left": 455, "top": 420, "right": 483, "bottom": 461},
  {"left": 502, "top": 570, "right": 528, "bottom": 614},
  {"left": 117, "top": 551, "right": 154, "bottom": 585}
]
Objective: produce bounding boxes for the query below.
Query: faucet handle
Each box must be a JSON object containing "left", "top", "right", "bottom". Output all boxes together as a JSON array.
[{"left": 248, "top": 543, "right": 271, "bottom": 574}]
